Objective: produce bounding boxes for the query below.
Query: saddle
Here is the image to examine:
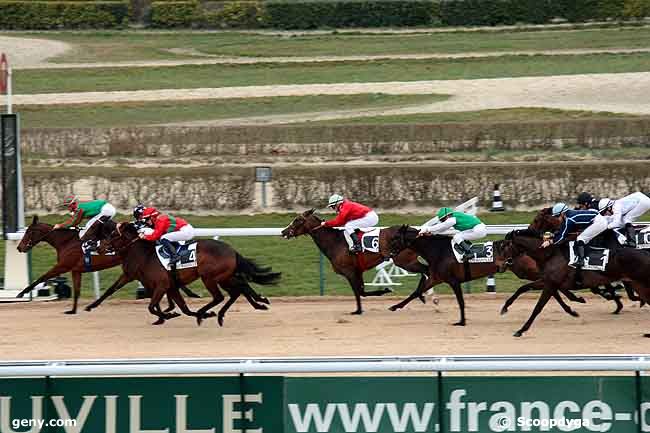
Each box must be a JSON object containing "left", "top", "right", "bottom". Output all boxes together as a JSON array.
[
  {"left": 451, "top": 241, "right": 494, "bottom": 264},
  {"left": 568, "top": 241, "right": 609, "bottom": 271},
  {"left": 155, "top": 241, "right": 198, "bottom": 271}
]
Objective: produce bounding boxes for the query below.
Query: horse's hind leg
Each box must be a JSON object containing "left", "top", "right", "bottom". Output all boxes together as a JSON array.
[
  {"left": 164, "top": 295, "right": 176, "bottom": 313},
  {"left": 85, "top": 272, "right": 134, "bottom": 311},
  {"left": 195, "top": 276, "right": 225, "bottom": 326},
  {"left": 553, "top": 292, "right": 579, "bottom": 317},
  {"left": 217, "top": 291, "right": 240, "bottom": 327},
  {"left": 389, "top": 276, "right": 441, "bottom": 312}
]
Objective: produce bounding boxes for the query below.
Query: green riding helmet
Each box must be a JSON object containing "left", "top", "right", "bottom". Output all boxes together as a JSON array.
[{"left": 437, "top": 207, "right": 454, "bottom": 219}]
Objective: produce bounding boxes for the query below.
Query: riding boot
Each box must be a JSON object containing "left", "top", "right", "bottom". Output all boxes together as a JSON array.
[
  {"left": 160, "top": 238, "right": 180, "bottom": 266},
  {"left": 351, "top": 230, "right": 363, "bottom": 253},
  {"left": 455, "top": 240, "right": 474, "bottom": 261},
  {"left": 625, "top": 223, "right": 637, "bottom": 247},
  {"left": 574, "top": 240, "right": 585, "bottom": 287}
]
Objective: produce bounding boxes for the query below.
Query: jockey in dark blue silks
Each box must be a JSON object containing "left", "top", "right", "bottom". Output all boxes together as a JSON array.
[{"left": 541, "top": 203, "right": 602, "bottom": 285}]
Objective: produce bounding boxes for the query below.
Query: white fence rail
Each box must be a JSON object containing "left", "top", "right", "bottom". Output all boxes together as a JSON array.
[{"left": 0, "top": 355, "right": 648, "bottom": 377}]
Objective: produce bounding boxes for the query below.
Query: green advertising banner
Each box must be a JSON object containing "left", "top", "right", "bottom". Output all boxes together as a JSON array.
[{"left": 1, "top": 375, "right": 649, "bottom": 433}]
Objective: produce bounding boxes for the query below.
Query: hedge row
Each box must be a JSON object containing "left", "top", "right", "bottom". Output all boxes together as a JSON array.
[
  {"left": 0, "top": 1, "right": 129, "bottom": 28},
  {"left": 150, "top": 0, "right": 650, "bottom": 29},
  {"left": 2, "top": 0, "right": 649, "bottom": 29}
]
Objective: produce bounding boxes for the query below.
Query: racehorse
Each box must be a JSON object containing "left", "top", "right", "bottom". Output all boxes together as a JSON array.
[
  {"left": 385, "top": 225, "right": 563, "bottom": 326},
  {"left": 80, "top": 218, "right": 201, "bottom": 311},
  {"left": 97, "top": 222, "right": 279, "bottom": 325},
  {"left": 281, "top": 209, "right": 429, "bottom": 315},
  {"left": 502, "top": 230, "right": 650, "bottom": 337},
  {"left": 16, "top": 216, "right": 124, "bottom": 314},
  {"left": 505, "top": 207, "right": 641, "bottom": 314}
]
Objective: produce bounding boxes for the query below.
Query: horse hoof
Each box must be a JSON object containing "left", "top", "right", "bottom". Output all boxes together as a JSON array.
[
  {"left": 84, "top": 306, "right": 93, "bottom": 312},
  {"left": 569, "top": 310, "right": 580, "bottom": 318},
  {"left": 350, "top": 310, "right": 363, "bottom": 315},
  {"left": 453, "top": 321, "right": 466, "bottom": 326},
  {"left": 513, "top": 331, "right": 523, "bottom": 338},
  {"left": 261, "top": 297, "right": 271, "bottom": 305},
  {"left": 152, "top": 319, "right": 165, "bottom": 325},
  {"left": 16, "top": 292, "right": 25, "bottom": 298},
  {"left": 218, "top": 316, "right": 225, "bottom": 327},
  {"left": 64, "top": 310, "right": 76, "bottom": 315},
  {"left": 418, "top": 295, "right": 426, "bottom": 304},
  {"left": 256, "top": 304, "right": 269, "bottom": 310},
  {"left": 388, "top": 305, "right": 399, "bottom": 312},
  {"left": 576, "top": 297, "right": 586, "bottom": 304},
  {"left": 644, "top": 333, "right": 650, "bottom": 338},
  {"left": 196, "top": 318, "right": 203, "bottom": 326},
  {"left": 500, "top": 306, "right": 508, "bottom": 315}
]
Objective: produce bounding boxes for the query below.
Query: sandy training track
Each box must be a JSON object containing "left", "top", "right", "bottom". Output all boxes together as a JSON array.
[{"left": 1, "top": 294, "right": 646, "bottom": 360}]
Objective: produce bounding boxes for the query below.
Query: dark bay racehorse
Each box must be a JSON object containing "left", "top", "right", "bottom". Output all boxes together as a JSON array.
[
  {"left": 98, "top": 223, "right": 279, "bottom": 325},
  {"left": 16, "top": 216, "right": 123, "bottom": 314},
  {"left": 281, "top": 209, "right": 429, "bottom": 315},
  {"left": 503, "top": 230, "right": 650, "bottom": 337},
  {"left": 386, "top": 225, "right": 545, "bottom": 326},
  {"left": 80, "top": 219, "right": 201, "bottom": 311}
]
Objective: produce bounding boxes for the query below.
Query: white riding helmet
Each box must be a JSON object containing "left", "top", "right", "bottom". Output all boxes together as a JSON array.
[
  {"left": 551, "top": 202, "right": 569, "bottom": 217},
  {"left": 598, "top": 198, "right": 614, "bottom": 213},
  {"left": 328, "top": 194, "right": 344, "bottom": 208}
]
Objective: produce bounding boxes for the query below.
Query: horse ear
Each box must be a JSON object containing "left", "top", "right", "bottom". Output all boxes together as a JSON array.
[
  {"left": 306, "top": 208, "right": 315, "bottom": 215},
  {"left": 32, "top": 215, "right": 39, "bottom": 225}
]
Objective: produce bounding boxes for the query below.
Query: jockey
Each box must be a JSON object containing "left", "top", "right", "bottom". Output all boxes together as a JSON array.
[
  {"left": 542, "top": 203, "right": 604, "bottom": 278},
  {"left": 575, "top": 192, "right": 598, "bottom": 210},
  {"left": 139, "top": 207, "right": 195, "bottom": 264},
  {"left": 320, "top": 194, "right": 378, "bottom": 253},
  {"left": 419, "top": 207, "right": 487, "bottom": 260},
  {"left": 602, "top": 192, "right": 650, "bottom": 247},
  {"left": 54, "top": 194, "right": 116, "bottom": 239},
  {"left": 132, "top": 204, "right": 146, "bottom": 230}
]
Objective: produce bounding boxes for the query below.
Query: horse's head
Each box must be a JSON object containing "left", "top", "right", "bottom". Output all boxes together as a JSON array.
[
  {"left": 388, "top": 225, "right": 418, "bottom": 257},
  {"left": 17, "top": 215, "right": 53, "bottom": 253},
  {"left": 528, "top": 207, "right": 561, "bottom": 234},
  {"left": 98, "top": 222, "right": 138, "bottom": 254},
  {"left": 282, "top": 209, "right": 321, "bottom": 239}
]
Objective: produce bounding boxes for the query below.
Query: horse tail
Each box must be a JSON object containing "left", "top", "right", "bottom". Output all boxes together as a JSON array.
[{"left": 235, "top": 254, "right": 281, "bottom": 285}]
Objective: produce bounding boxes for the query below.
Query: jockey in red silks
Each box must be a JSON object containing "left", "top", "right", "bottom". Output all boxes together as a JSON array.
[
  {"left": 138, "top": 207, "right": 195, "bottom": 264},
  {"left": 320, "top": 194, "right": 379, "bottom": 253}
]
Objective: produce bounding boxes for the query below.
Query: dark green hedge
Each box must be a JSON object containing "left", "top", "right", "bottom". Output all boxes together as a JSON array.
[
  {"left": 150, "top": 1, "right": 199, "bottom": 27},
  {"left": 263, "top": 1, "right": 438, "bottom": 29},
  {"left": 0, "top": 1, "right": 128, "bottom": 28}
]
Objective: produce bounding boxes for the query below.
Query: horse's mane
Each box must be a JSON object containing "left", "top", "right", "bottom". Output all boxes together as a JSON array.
[{"left": 506, "top": 228, "right": 542, "bottom": 240}]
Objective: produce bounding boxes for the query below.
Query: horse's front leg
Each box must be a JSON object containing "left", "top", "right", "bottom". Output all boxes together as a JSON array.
[{"left": 17, "top": 264, "right": 69, "bottom": 298}]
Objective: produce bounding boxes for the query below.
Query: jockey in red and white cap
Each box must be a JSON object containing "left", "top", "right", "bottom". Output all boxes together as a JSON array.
[
  {"left": 320, "top": 194, "right": 378, "bottom": 253},
  {"left": 138, "top": 207, "right": 195, "bottom": 263}
]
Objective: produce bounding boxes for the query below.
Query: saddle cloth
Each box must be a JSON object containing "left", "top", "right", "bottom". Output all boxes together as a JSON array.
[
  {"left": 568, "top": 241, "right": 609, "bottom": 271},
  {"left": 359, "top": 228, "right": 381, "bottom": 253},
  {"left": 614, "top": 228, "right": 650, "bottom": 249},
  {"left": 451, "top": 240, "right": 494, "bottom": 264},
  {"left": 155, "top": 241, "right": 198, "bottom": 271}
]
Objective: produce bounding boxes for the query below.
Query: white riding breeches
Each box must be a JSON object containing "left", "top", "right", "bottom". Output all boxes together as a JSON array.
[
  {"left": 161, "top": 224, "right": 195, "bottom": 242},
  {"left": 577, "top": 214, "right": 608, "bottom": 244},
  {"left": 341, "top": 211, "right": 379, "bottom": 248},
  {"left": 452, "top": 223, "right": 487, "bottom": 245},
  {"left": 79, "top": 203, "right": 116, "bottom": 238},
  {"left": 622, "top": 192, "right": 650, "bottom": 225}
]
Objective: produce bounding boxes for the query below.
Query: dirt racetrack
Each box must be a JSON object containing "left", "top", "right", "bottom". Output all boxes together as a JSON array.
[{"left": 1, "top": 293, "right": 647, "bottom": 360}]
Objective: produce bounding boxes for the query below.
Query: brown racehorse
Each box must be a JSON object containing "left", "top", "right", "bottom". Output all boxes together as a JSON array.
[
  {"left": 503, "top": 230, "right": 650, "bottom": 337},
  {"left": 386, "top": 225, "right": 553, "bottom": 326},
  {"left": 97, "top": 222, "right": 279, "bottom": 325},
  {"left": 80, "top": 218, "right": 201, "bottom": 312},
  {"left": 503, "top": 207, "right": 641, "bottom": 314},
  {"left": 16, "top": 216, "right": 123, "bottom": 314},
  {"left": 281, "top": 209, "right": 429, "bottom": 315}
]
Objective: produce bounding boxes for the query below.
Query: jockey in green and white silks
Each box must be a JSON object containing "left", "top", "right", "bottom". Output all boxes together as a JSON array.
[
  {"left": 54, "top": 194, "right": 117, "bottom": 238},
  {"left": 419, "top": 207, "right": 487, "bottom": 259}
]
